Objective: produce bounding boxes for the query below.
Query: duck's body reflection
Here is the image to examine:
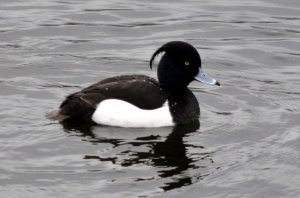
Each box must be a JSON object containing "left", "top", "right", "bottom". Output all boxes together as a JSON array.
[{"left": 62, "top": 120, "right": 210, "bottom": 191}]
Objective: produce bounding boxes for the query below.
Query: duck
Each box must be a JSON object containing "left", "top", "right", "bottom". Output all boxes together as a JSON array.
[{"left": 49, "top": 41, "right": 220, "bottom": 127}]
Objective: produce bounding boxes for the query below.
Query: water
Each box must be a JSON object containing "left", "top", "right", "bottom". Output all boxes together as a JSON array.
[{"left": 0, "top": 0, "right": 300, "bottom": 197}]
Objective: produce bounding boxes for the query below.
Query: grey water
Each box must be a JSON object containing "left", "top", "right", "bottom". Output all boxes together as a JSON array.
[{"left": 0, "top": 0, "right": 300, "bottom": 197}]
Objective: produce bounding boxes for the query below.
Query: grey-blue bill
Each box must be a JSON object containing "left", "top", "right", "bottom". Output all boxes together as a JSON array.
[{"left": 194, "top": 68, "right": 220, "bottom": 86}]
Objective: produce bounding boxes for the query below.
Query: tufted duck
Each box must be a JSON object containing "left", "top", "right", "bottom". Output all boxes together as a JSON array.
[{"left": 49, "top": 41, "right": 220, "bottom": 127}]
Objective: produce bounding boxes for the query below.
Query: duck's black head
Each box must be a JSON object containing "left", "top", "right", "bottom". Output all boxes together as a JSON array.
[{"left": 150, "top": 41, "right": 220, "bottom": 92}]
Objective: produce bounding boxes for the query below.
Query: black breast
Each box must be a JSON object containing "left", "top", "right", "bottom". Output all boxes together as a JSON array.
[{"left": 167, "top": 89, "right": 200, "bottom": 124}]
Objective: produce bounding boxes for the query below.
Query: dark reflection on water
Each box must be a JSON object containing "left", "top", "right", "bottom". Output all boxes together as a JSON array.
[{"left": 62, "top": 120, "right": 205, "bottom": 191}]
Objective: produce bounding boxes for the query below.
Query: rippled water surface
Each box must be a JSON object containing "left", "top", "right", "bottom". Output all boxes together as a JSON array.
[{"left": 1, "top": 0, "right": 300, "bottom": 197}]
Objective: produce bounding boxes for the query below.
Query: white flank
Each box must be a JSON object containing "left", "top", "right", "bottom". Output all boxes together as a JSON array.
[{"left": 92, "top": 99, "right": 174, "bottom": 128}]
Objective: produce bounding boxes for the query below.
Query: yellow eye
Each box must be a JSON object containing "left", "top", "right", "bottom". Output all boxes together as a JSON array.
[{"left": 184, "top": 61, "right": 190, "bottom": 66}]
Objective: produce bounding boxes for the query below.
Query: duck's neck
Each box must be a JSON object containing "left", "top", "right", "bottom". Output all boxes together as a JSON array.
[{"left": 166, "top": 88, "right": 200, "bottom": 124}]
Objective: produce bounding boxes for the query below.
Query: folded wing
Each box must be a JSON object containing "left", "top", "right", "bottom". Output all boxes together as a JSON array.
[{"left": 55, "top": 75, "right": 167, "bottom": 121}]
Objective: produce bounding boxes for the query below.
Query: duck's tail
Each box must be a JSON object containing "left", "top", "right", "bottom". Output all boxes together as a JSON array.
[{"left": 46, "top": 109, "right": 69, "bottom": 121}]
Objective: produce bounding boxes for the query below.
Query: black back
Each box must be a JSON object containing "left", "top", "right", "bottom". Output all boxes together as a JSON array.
[{"left": 58, "top": 75, "right": 167, "bottom": 120}]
